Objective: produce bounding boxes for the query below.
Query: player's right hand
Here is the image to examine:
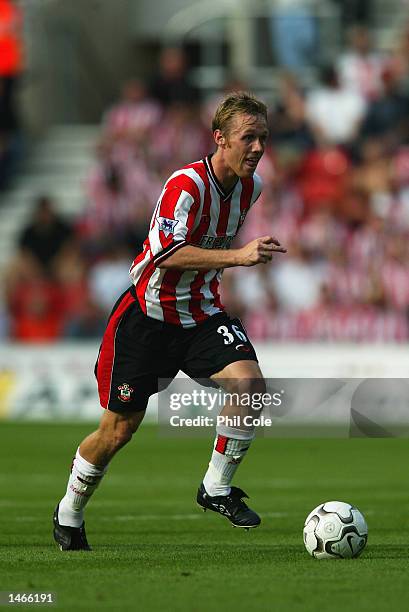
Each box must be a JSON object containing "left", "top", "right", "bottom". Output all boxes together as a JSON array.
[{"left": 238, "top": 236, "right": 287, "bottom": 266}]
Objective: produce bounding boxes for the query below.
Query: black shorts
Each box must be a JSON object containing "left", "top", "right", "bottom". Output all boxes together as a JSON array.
[{"left": 95, "top": 286, "right": 258, "bottom": 413}]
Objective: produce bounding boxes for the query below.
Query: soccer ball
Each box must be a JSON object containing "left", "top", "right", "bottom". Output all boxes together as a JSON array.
[{"left": 303, "top": 501, "right": 368, "bottom": 559}]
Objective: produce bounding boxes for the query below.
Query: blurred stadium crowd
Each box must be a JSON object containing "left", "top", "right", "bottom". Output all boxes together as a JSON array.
[{"left": 4, "top": 22, "right": 409, "bottom": 343}]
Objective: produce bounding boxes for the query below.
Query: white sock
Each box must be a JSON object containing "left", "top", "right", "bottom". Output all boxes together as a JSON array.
[
  {"left": 202, "top": 432, "right": 254, "bottom": 497},
  {"left": 58, "top": 448, "right": 107, "bottom": 528}
]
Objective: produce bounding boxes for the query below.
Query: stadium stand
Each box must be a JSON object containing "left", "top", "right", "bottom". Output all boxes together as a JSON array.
[{"left": 3, "top": 11, "right": 409, "bottom": 343}]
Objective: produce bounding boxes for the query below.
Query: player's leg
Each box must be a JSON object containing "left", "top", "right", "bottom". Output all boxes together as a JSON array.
[
  {"left": 182, "top": 313, "right": 263, "bottom": 528},
  {"left": 54, "top": 409, "right": 145, "bottom": 551},
  {"left": 198, "top": 360, "right": 265, "bottom": 528},
  {"left": 53, "top": 287, "right": 159, "bottom": 550},
  {"left": 58, "top": 409, "right": 145, "bottom": 524},
  {"left": 79, "top": 407, "right": 145, "bottom": 465},
  {"left": 203, "top": 359, "right": 264, "bottom": 495}
]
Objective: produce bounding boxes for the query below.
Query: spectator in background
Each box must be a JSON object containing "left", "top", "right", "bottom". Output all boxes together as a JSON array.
[
  {"left": 324, "top": 245, "right": 370, "bottom": 307},
  {"left": 298, "top": 209, "right": 347, "bottom": 257},
  {"left": 4, "top": 195, "right": 75, "bottom": 342},
  {"left": 338, "top": 25, "right": 387, "bottom": 101},
  {"left": 150, "top": 102, "right": 210, "bottom": 179},
  {"left": 81, "top": 142, "right": 155, "bottom": 254},
  {"left": 380, "top": 232, "right": 409, "bottom": 312},
  {"left": 53, "top": 242, "right": 106, "bottom": 339},
  {"left": 270, "top": 0, "right": 318, "bottom": 72},
  {"left": 390, "top": 146, "right": 409, "bottom": 230},
  {"left": 7, "top": 266, "right": 65, "bottom": 342},
  {"left": 389, "top": 22, "right": 409, "bottom": 95},
  {"left": 347, "top": 210, "right": 385, "bottom": 270},
  {"left": 17, "top": 195, "right": 74, "bottom": 275},
  {"left": 271, "top": 241, "right": 325, "bottom": 312},
  {"left": 149, "top": 47, "right": 199, "bottom": 108},
  {"left": 268, "top": 71, "right": 314, "bottom": 153},
  {"left": 361, "top": 68, "right": 409, "bottom": 145},
  {"left": 351, "top": 138, "right": 395, "bottom": 216},
  {"left": 0, "top": 0, "right": 24, "bottom": 190},
  {"left": 305, "top": 65, "right": 366, "bottom": 146},
  {"left": 296, "top": 146, "right": 351, "bottom": 217},
  {"left": 87, "top": 243, "right": 133, "bottom": 316},
  {"left": 222, "top": 264, "right": 279, "bottom": 322},
  {"left": 102, "top": 78, "right": 161, "bottom": 163},
  {"left": 63, "top": 296, "right": 107, "bottom": 339}
]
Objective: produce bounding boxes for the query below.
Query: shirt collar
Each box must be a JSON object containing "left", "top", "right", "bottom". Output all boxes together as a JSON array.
[{"left": 204, "top": 154, "right": 238, "bottom": 201}]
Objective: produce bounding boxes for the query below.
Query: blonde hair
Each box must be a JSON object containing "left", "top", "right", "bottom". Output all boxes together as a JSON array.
[{"left": 212, "top": 91, "right": 267, "bottom": 135}]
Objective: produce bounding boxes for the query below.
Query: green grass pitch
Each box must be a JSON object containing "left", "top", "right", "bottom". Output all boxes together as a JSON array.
[{"left": 1, "top": 422, "right": 408, "bottom": 611}]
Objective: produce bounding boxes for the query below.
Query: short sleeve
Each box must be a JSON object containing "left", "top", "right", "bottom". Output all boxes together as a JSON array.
[{"left": 149, "top": 186, "right": 199, "bottom": 265}]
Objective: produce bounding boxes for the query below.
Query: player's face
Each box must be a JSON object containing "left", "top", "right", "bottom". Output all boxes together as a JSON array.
[{"left": 223, "top": 113, "right": 268, "bottom": 178}]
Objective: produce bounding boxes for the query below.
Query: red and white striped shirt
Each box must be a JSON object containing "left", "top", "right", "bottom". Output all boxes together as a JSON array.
[{"left": 129, "top": 156, "right": 263, "bottom": 327}]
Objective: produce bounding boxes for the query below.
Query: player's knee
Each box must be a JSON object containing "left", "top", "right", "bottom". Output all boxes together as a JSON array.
[
  {"left": 228, "top": 376, "right": 266, "bottom": 398},
  {"left": 111, "top": 422, "right": 134, "bottom": 449},
  {"left": 99, "top": 413, "right": 143, "bottom": 452}
]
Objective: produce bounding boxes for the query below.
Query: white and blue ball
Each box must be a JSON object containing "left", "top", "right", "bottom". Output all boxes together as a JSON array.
[{"left": 303, "top": 501, "right": 368, "bottom": 559}]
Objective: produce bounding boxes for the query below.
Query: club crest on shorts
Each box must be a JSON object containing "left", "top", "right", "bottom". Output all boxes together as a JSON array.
[
  {"left": 118, "top": 383, "right": 134, "bottom": 402},
  {"left": 156, "top": 216, "right": 179, "bottom": 237}
]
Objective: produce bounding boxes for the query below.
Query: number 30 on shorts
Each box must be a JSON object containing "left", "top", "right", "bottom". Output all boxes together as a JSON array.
[{"left": 217, "top": 323, "right": 248, "bottom": 345}]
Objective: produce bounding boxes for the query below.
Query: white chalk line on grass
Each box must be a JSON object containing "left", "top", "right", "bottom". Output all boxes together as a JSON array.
[
  {"left": 12, "top": 512, "right": 287, "bottom": 523},
  {"left": 12, "top": 509, "right": 376, "bottom": 523}
]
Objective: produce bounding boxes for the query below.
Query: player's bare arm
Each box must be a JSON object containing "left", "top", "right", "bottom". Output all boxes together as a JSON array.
[{"left": 159, "top": 236, "right": 286, "bottom": 270}]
